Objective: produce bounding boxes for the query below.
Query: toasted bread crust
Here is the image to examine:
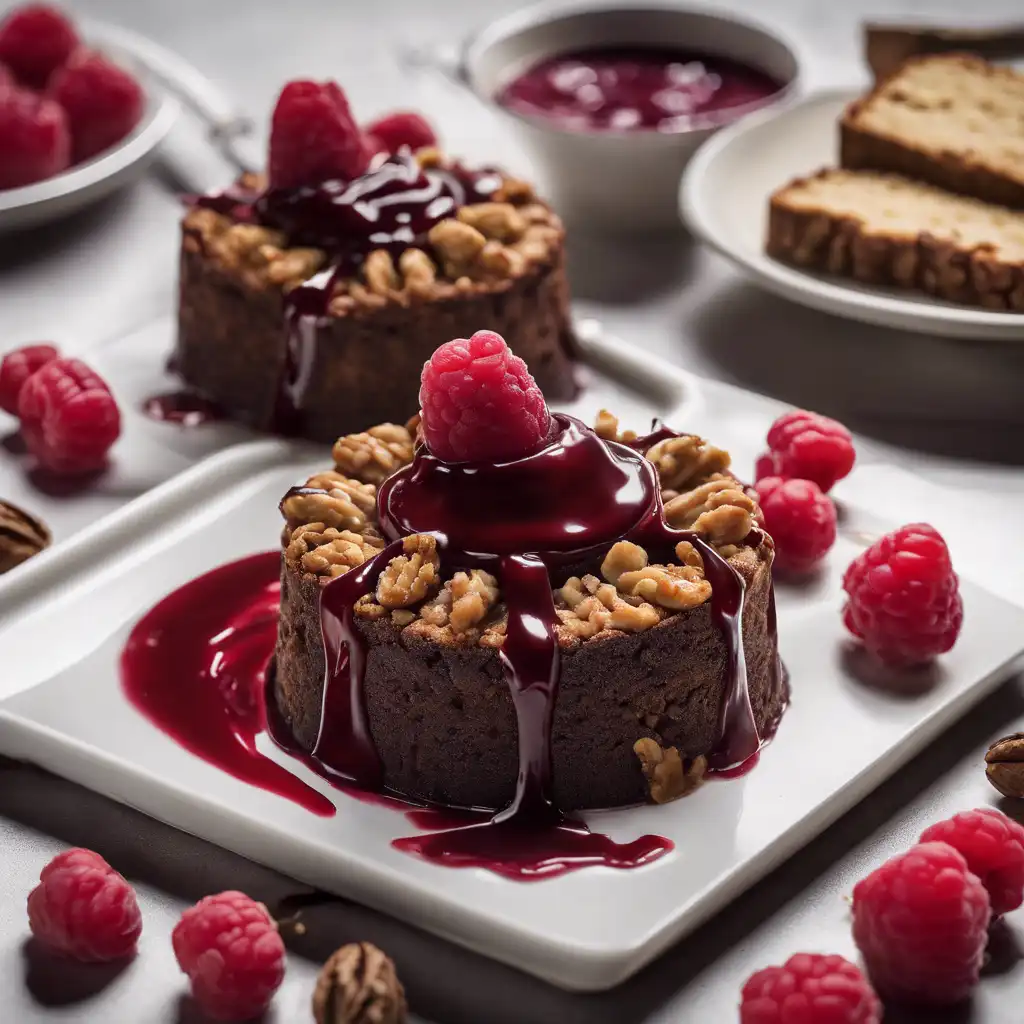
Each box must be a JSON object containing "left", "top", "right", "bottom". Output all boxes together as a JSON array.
[
  {"left": 841, "top": 54, "right": 1024, "bottom": 209},
  {"left": 767, "top": 170, "right": 1024, "bottom": 311}
]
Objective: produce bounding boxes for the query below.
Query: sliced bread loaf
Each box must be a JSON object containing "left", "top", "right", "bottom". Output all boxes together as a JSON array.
[
  {"left": 841, "top": 54, "right": 1024, "bottom": 209},
  {"left": 767, "top": 168, "right": 1024, "bottom": 310}
]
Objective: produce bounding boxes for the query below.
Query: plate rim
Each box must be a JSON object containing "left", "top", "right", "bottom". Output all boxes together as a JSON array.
[{"left": 680, "top": 87, "right": 1024, "bottom": 340}]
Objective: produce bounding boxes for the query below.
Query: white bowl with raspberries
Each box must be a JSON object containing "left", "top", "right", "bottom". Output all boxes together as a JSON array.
[{"left": 0, "top": 4, "right": 179, "bottom": 233}]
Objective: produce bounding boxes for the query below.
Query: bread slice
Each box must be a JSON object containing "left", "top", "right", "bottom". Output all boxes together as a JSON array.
[
  {"left": 841, "top": 54, "right": 1024, "bottom": 209},
  {"left": 767, "top": 168, "right": 1024, "bottom": 310}
]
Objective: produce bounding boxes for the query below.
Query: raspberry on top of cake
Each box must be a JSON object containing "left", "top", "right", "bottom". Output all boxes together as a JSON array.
[
  {"left": 273, "top": 332, "right": 784, "bottom": 813},
  {"left": 176, "top": 80, "right": 575, "bottom": 441}
]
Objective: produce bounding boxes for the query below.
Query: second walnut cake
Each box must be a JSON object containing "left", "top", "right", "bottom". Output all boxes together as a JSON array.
[{"left": 176, "top": 79, "right": 575, "bottom": 442}]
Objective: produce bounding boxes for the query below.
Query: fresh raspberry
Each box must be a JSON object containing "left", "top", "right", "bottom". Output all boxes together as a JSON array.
[
  {"left": 0, "top": 4, "right": 80, "bottom": 90},
  {"left": 842, "top": 523, "right": 962, "bottom": 666},
  {"left": 755, "top": 476, "right": 836, "bottom": 572},
  {"left": 852, "top": 841, "right": 990, "bottom": 1005},
  {"left": 363, "top": 110, "right": 437, "bottom": 155},
  {"left": 740, "top": 953, "right": 881, "bottom": 1023},
  {"left": 48, "top": 50, "right": 143, "bottom": 162},
  {"left": 756, "top": 410, "right": 856, "bottom": 493},
  {"left": 0, "top": 62, "right": 14, "bottom": 93},
  {"left": 173, "top": 891, "right": 286, "bottom": 1021},
  {"left": 920, "top": 808, "right": 1024, "bottom": 917},
  {"left": 27, "top": 848, "right": 142, "bottom": 962},
  {"left": 17, "top": 357, "right": 120, "bottom": 474},
  {"left": 268, "top": 79, "right": 370, "bottom": 190},
  {"left": 0, "top": 87, "right": 69, "bottom": 189},
  {"left": 0, "top": 343, "right": 59, "bottom": 415},
  {"left": 419, "top": 330, "right": 551, "bottom": 463}
]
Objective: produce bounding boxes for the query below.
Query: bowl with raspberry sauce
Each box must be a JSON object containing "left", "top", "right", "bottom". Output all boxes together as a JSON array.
[{"left": 408, "top": 3, "right": 800, "bottom": 230}]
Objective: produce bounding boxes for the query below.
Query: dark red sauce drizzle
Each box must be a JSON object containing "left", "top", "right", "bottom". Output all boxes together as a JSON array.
[
  {"left": 187, "top": 153, "right": 503, "bottom": 435},
  {"left": 142, "top": 391, "right": 226, "bottom": 427},
  {"left": 120, "top": 415, "right": 785, "bottom": 880},
  {"left": 120, "top": 552, "right": 335, "bottom": 818}
]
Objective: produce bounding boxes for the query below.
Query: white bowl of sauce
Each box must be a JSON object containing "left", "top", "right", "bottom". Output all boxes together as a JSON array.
[{"left": 419, "top": 3, "right": 801, "bottom": 230}]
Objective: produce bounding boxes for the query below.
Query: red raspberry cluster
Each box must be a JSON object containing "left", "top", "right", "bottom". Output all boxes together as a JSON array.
[
  {"left": 752, "top": 409, "right": 855, "bottom": 573},
  {"left": 740, "top": 807, "right": 1024, "bottom": 1019},
  {"left": 28, "top": 848, "right": 287, "bottom": 1020},
  {"left": 267, "top": 78, "right": 437, "bottom": 190},
  {"left": 0, "top": 344, "right": 120, "bottom": 473},
  {"left": 0, "top": 4, "right": 143, "bottom": 190}
]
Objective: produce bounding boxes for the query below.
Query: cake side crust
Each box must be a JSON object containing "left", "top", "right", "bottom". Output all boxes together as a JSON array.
[
  {"left": 767, "top": 169, "right": 1024, "bottom": 310},
  {"left": 274, "top": 551, "right": 780, "bottom": 810}
]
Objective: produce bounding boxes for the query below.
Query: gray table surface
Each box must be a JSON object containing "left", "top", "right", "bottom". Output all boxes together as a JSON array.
[{"left": 2, "top": 0, "right": 1024, "bottom": 1020}]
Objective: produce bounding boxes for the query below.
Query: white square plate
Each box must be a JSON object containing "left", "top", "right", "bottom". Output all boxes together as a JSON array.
[{"left": 0, "top": 332, "right": 1022, "bottom": 992}]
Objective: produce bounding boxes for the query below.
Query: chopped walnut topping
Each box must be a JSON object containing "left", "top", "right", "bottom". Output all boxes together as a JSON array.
[
  {"left": 647, "top": 435, "right": 731, "bottom": 492},
  {"left": 414, "top": 146, "right": 443, "bottom": 168},
  {"left": 398, "top": 248, "right": 436, "bottom": 295},
  {"left": 264, "top": 246, "right": 325, "bottom": 289},
  {"left": 281, "top": 472, "right": 377, "bottom": 532},
  {"left": 593, "top": 409, "right": 638, "bottom": 443},
  {"left": 364, "top": 249, "right": 399, "bottom": 295},
  {"left": 287, "top": 524, "right": 384, "bottom": 578},
  {"left": 429, "top": 218, "right": 486, "bottom": 274},
  {"left": 376, "top": 534, "right": 441, "bottom": 608},
  {"left": 663, "top": 476, "right": 754, "bottom": 533},
  {"left": 675, "top": 540, "right": 704, "bottom": 570},
  {"left": 447, "top": 570, "right": 500, "bottom": 632},
  {"left": 634, "top": 739, "right": 707, "bottom": 804},
  {"left": 619, "top": 564, "right": 711, "bottom": 611},
  {"left": 457, "top": 202, "right": 526, "bottom": 242},
  {"left": 494, "top": 177, "right": 534, "bottom": 204},
  {"left": 477, "top": 240, "right": 526, "bottom": 279},
  {"left": 556, "top": 573, "right": 662, "bottom": 638},
  {"left": 332, "top": 423, "right": 414, "bottom": 485},
  {"left": 600, "top": 540, "right": 648, "bottom": 585}
]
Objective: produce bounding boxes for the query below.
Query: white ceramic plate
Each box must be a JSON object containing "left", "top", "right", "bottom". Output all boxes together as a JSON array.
[
  {"left": 0, "top": 21, "right": 179, "bottom": 233},
  {"left": 680, "top": 89, "right": 1024, "bottom": 340},
  {"left": 1, "top": 332, "right": 1023, "bottom": 992}
]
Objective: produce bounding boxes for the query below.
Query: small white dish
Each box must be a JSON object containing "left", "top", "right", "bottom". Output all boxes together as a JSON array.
[
  {"left": 408, "top": 1, "right": 801, "bottom": 231},
  {"left": 0, "top": 21, "right": 179, "bottom": 234},
  {"left": 2, "top": 330, "right": 1023, "bottom": 992},
  {"left": 680, "top": 89, "right": 1024, "bottom": 340}
]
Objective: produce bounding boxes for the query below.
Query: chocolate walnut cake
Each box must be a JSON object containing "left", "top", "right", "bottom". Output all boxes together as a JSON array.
[
  {"left": 272, "top": 351, "right": 785, "bottom": 813},
  {"left": 174, "top": 81, "right": 576, "bottom": 442}
]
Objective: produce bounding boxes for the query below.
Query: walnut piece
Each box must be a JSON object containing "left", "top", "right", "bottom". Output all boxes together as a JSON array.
[
  {"left": 428, "top": 218, "right": 486, "bottom": 274},
  {"left": 376, "top": 534, "right": 440, "bottom": 608},
  {"left": 398, "top": 248, "right": 436, "bottom": 295},
  {"left": 593, "top": 409, "right": 638, "bottom": 443},
  {"left": 457, "top": 202, "right": 526, "bottom": 242},
  {"left": 287, "top": 524, "right": 384, "bottom": 578},
  {"left": 618, "top": 563, "right": 712, "bottom": 611},
  {"left": 0, "top": 500, "right": 51, "bottom": 575},
  {"left": 364, "top": 250, "right": 399, "bottom": 295},
  {"left": 332, "top": 423, "right": 414, "bottom": 485},
  {"left": 600, "top": 540, "right": 648, "bottom": 585},
  {"left": 634, "top": 739, "right": 707, "bottom": 804},
  {"left": 447, "top": 569, "right": 500, "bottom": 632},
  {"left": 556, "top": 573, "right": 661, "bottom": 638},
  {"left": 663, "top": 475, "right": 757, "bottom": 546},
  {"left": 647, "top": 435, "right": 731, "bottom": 492},
  {"left": 280, "top": 473, "right": 377, "bottom": 533},
  {"left": 312, "top": 942, "right": 407, "bottom": 1024}
]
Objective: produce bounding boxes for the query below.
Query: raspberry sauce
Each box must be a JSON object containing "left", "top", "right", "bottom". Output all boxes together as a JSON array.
[
  {"left": 497, "top": 46, "right": 781, "bottom": 132},
  {"left": 142, "top": 391, "right": 226, "bottom": 426},
  {"left": 120, "top": 417, "right": 783, "bottom": 879},
  {"left": 119, "top": 552, "right": 335, "bottom": 818}
]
